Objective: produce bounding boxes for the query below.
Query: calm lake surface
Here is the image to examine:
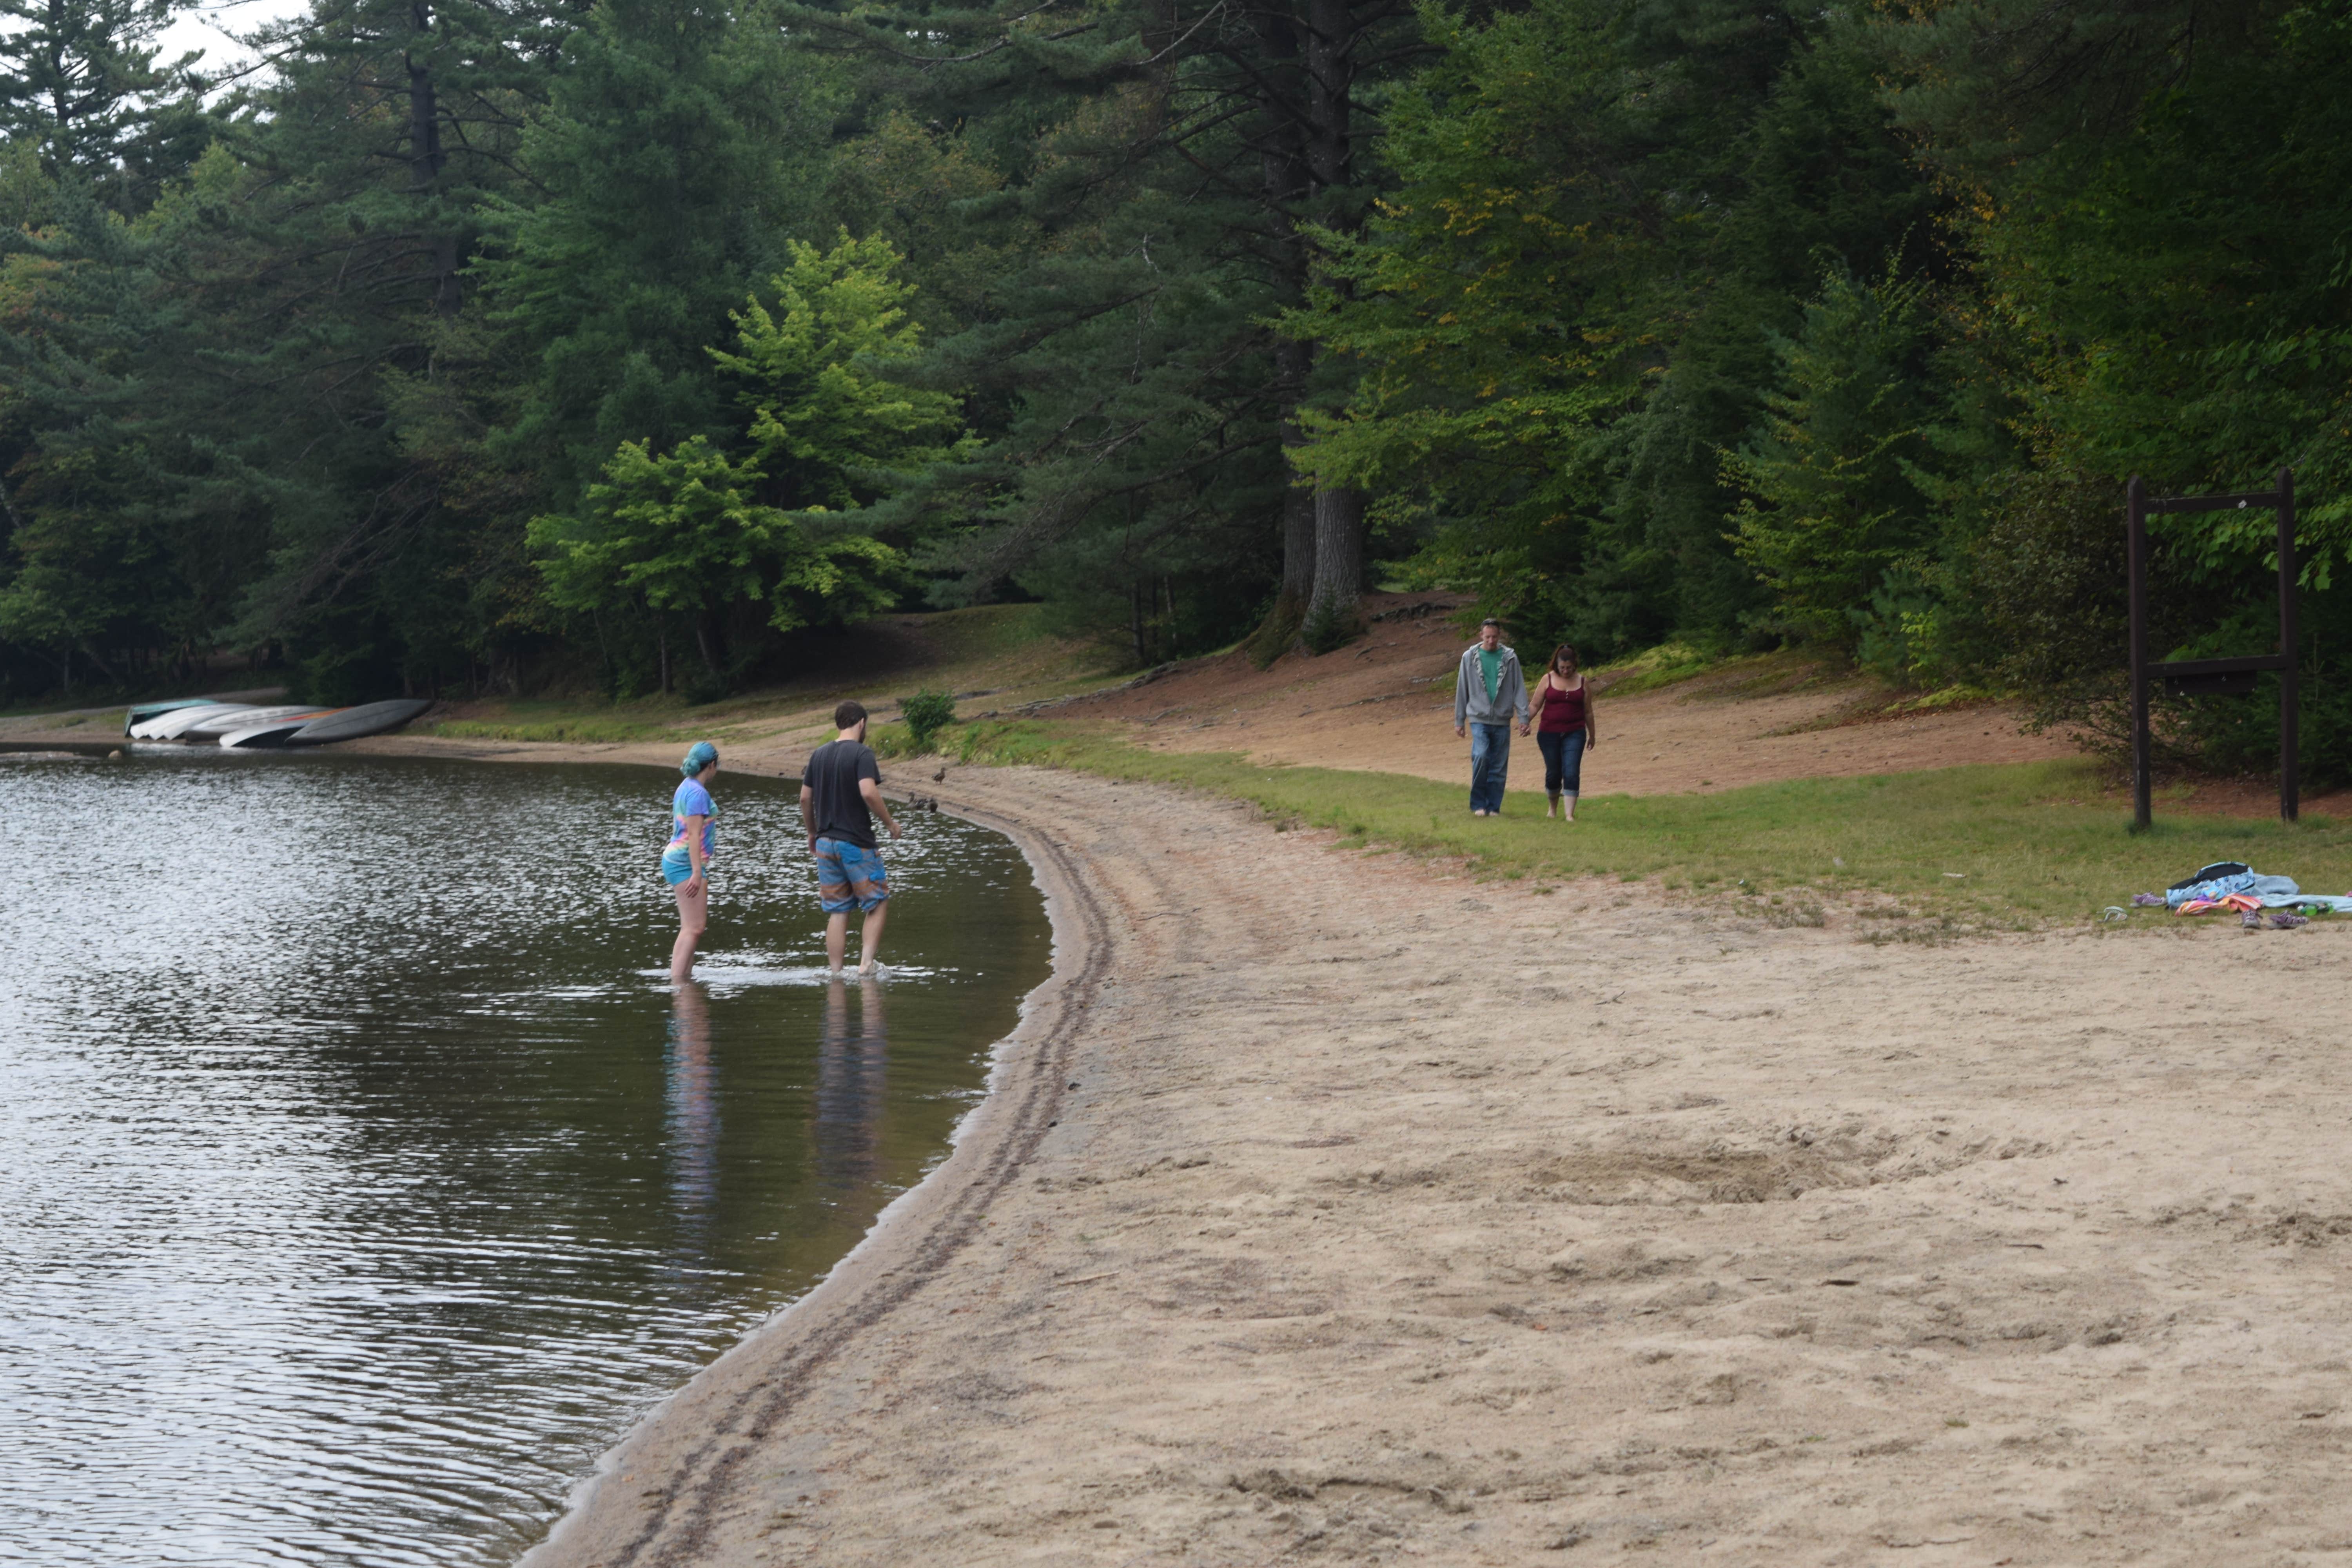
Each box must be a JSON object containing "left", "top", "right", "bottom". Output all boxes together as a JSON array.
[{"left": 0, "top": 748, "right": 1050, "bottom": 1566}]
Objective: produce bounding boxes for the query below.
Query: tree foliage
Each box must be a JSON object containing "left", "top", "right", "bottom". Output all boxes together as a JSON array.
[{"left": 4, "top": 0, "right": 2351, "bottom": 781}]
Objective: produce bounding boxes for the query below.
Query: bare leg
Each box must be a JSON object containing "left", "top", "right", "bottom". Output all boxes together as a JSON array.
[
  {"left": 1547, "top": 790, "right": 1560, "bottom": 819},
  {"left": 826, "top": 910, "right": 850, "bottom": 973},
  {"left": 1562, "top": 791, "right": 1578, "bottom": 822},
  {"left": 857, "top": 901, "right": 889, "bottom": 973},
  {"left": 670, "top": 882, "right": 709, "bottom": 980}
]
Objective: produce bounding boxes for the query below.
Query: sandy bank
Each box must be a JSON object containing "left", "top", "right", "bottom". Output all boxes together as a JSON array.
[{"left": 360, "top": 738, "right": 2352, "bottom": 1567}]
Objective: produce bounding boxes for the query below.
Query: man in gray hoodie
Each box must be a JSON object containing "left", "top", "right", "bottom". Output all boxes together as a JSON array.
[{"left": 1453, "top": 617, "right": 1530, "bottom": 815}]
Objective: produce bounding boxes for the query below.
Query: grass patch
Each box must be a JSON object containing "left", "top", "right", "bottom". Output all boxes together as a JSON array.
[
  {"left": 1586, "top": 640, "right": 1722, "bottom": 697},
  {"left": 1878, "top": 683, "right": 2003, "bottom": 717},
  {"left": 1589, "top": 640, "right": 1848, "bottom": 702},
  {"left": 867, "top": 720, "right": 937, "bottom": 760},
  {"left": 431, "top": 718, "right": 692, "bottom": 743},
  {"left": 426, "top": 691, "right": 804, "bottom": 745},
  {"left": 944, "top": 719, "right": 2352, "bottom": 923},
  {"left": 913, "top": 602, "right": 1056, "bottom": 664}
]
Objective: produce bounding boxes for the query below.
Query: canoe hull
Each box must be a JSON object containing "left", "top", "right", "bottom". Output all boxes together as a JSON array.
[
  {"left": 221, "top": 713, "right": 341, "bottom": 749},
  {"left": 285, "top": 700, "right": 433, "bottom": 746},
  {"left": 142, "top": 705, "right": 263, "bottom": 740},
  {"left": 178, "top": 705, "right": 324, "bottom": 741},
  {"left": 125, "top": 699, "right": 217, "bottom": 737}
]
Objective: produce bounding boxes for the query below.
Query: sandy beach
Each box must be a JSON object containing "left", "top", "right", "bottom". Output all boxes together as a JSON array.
[
  {"left": 12, "top": 710, "right": 2351, "bottom": 1563},
  {"left": 334, "top": 738, "right": 2348, "bottom": 1568}
]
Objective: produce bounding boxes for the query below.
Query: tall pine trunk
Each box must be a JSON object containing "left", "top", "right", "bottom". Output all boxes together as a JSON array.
[
  {"left": 1275, "top": 343, "right": 1316, "bottom": 608},
  {"left": 1298, "top": 0, "right": 1368, "bottom": 640},
  {"left": 1242, "top": 24, "right": 1316, "bottom": 667},
  {"left": 407, "top": 0, "right": 460, "bottom": 316},
  {"left": 1305, "top": 487, "right": 1366, "bottom": 648}
]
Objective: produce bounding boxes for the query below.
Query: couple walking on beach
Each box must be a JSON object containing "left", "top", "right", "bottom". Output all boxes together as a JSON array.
[
  {"left": 1453, "top": 617, "right": 1598, "bottom": 819},
  {"left": 662, "top": 700, "right": 903, "bottom": 981}
]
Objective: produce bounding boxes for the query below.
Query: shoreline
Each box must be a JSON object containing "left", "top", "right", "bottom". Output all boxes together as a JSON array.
[
  {"left": 519, "top": 748, "right": 1116, "bottom": 1566},
  {"left": 20, "top": 726, "right": 2352, "bottom": 1561}
]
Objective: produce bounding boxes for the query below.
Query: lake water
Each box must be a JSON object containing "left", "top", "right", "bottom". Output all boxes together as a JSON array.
[{"left": 0, "top": 748, "right": 1051, "bottom": 1566}]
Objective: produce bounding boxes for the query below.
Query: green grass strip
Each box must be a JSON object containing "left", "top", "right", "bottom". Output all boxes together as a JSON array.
[{"left": 939, "top": 720, "right": 2352, "bottom": 925}]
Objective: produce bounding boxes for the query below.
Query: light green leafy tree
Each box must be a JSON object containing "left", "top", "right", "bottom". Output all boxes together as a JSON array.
[
  {"left": 714, "top": 230, "right": 972, "bottom": 511},
  {"left": 529, "top": 232, "right": 965, "bottom": 683}
]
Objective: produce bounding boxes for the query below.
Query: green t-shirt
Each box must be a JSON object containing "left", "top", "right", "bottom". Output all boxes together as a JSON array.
[{"left": 1479, "top": 646, "right": 1502, "bottom": 702}]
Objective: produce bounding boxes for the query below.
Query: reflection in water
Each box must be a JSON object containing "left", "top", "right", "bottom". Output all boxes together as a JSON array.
[
  {"left": 0, "top": 751, "right": 1050, "bottom": 1568},
  {"left": 664, "top": 981, "right": 721, "bottom": 1278},
  {"left": 814, "top": 978, "right": 888, "bottom": 1194}
]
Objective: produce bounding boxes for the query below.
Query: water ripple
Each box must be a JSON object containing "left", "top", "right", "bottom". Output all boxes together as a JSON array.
[{"left": 0, "top": 751, "right": 1049, "bottom": 1566}]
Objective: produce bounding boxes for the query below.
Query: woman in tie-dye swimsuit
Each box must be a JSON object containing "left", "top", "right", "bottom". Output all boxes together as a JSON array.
[{"left": 663, "top": 742, "right": 719, "bottom": 980}]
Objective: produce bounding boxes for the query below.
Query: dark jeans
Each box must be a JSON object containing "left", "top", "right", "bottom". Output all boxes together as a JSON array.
[
  {"left": 1468, "top": 722, "right": 1511, "bottom": 813},
  {"left": 1537, "top": 727, "right": 1586, "bottom": 795}
]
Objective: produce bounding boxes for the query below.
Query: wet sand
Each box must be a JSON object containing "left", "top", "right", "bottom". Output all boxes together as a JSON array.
[{"left": 18, "top": 718, "right": 2352, "bottom": 1563}]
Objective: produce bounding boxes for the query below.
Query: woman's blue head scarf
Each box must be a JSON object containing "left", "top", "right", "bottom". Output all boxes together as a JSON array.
[{"left": 681, "top": 741, "right": 719, "bottom": 777}]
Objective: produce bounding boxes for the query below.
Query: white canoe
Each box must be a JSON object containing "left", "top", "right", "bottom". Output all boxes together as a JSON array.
[
  {"left": 285, "top": 699, "right": 433, "bottom": 746},
  {"left": 221, "top": 711, "right": 343, "bottom": 749},
  {"left": 177, "top": 705, "right": 324, "bottom": 741},
  {"left": 125, "top": 698, "right": 217, "bottom": 737},
  {"left": 142, "top": 704, "right": 265, "bottom": 740}
]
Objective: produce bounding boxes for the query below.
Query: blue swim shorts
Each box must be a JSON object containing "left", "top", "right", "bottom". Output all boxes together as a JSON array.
[{"left": 813, "top": 838, "right": 889, "bottom": 913}]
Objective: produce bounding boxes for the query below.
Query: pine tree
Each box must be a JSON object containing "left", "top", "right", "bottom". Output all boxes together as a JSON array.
[
  {"left": 790, "top": 0, "right": 1424, "bottom": 656},
  {"left": 1291, "top": 0, "right": 1947, "bottom": 657},
  {"left": 0, "top": 0, "right": 205, "bottom": 206}
]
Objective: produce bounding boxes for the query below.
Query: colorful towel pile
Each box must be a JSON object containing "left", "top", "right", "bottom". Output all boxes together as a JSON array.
[
  {"left": 2177, "top": 893, "right": 2262, "bottom": 916},
  {"left": 2131, "top": 861, "right": 2352, "bottom": 919}
]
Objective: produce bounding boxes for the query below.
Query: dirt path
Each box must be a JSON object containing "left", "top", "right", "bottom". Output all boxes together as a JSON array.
[
  {"left": 485, "top": 755, "right": 2352, "bottom": 1568},
  {"left": 1058, "top": 596, "right": 2079, "bottom": 799}
]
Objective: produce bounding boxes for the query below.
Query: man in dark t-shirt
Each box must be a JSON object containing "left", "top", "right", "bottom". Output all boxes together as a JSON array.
[{"left": 800, "top": 699, "right": 902, "bottom": 974}]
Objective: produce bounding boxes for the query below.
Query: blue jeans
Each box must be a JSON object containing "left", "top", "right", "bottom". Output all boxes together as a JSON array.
[
  {"left": 1537, "top": 728, "right": 1586, "bottom": 795},
  {"left": 1468, "top": 722, "right": 1512, "bottom": 813}
]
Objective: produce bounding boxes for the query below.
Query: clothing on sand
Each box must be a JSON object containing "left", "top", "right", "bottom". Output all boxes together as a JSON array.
[
  {"left": 2160, "top": 868, "right": 2352, "bottom": 913},
  {"left": 804, "top": 739, "right": 883, "bottom": 849}
]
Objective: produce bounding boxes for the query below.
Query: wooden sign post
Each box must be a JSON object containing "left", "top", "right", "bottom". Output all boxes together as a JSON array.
[{"left": 2127, "top": 468, "right": 2298, "bottom": 830}]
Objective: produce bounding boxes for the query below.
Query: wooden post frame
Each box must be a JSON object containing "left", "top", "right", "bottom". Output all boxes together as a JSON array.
[{"left": 2126, "top": 468, "right": 2299, "bottom": 829}]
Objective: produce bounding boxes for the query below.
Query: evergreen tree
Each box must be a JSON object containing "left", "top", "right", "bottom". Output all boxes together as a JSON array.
[
  {"left": 1292, "top": 0, "right": 1947, "bottom": 658},
  {"left": 1725, "top": 266, "right": 1940, "bottom": 644},
  {"left": 790, "top": 0, "right": 1423, "bottom": 656},
  {"left": 0, "top": 0, "right": 206, "bottom": 205},
  {"left": 484, "top": 0, "right": 837, "bottom": 507}
]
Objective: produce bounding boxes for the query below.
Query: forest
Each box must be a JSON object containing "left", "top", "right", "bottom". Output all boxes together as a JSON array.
[{"left": 1, "top": 0, "right": 2347, "bottom": 777}]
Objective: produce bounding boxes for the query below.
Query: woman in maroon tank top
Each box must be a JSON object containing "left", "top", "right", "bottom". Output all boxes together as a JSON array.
[{"left": 1532, "top": 644, "right": 1598, "bottom": 820}]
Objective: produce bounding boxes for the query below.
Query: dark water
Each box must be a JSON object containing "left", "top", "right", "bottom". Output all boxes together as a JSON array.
[{"left": 0, "top": 749, "right": 1050, "bottom": 1566}]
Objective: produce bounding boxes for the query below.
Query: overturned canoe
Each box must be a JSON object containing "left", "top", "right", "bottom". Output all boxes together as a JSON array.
[
  {"left": 221, "top": 711, "right": 343, "bottom": 749},
  {"left": 178, "top": 705, "right": 324, "bottom": 741},
  {"left": 140, "top": 704, "right": 264, "bottom": 740},
  {"left": 125, "top": 698, "right": 218, "bottom": 737},
  {"left": 285, "top": 699, "right": 433, "bottom": 746}
]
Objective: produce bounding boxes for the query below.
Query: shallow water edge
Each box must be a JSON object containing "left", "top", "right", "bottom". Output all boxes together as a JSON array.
[{"left": 516, "top": 773, "right": 1084, "bottom": 1565}]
